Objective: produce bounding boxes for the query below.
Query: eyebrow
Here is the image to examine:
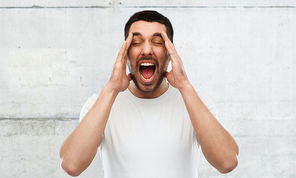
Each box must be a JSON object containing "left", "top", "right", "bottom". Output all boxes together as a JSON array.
[
  {"left": 132, "top": 32, "right": 141, "bottom": 37},
  {"left": 132, "top": 32, "right": 163, "bottom": 39},
  {"left": 152, "top": 33, "right": 163, "bottom": 38}
]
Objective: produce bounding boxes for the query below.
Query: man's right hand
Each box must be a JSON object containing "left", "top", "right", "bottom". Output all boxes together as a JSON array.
[
  {"left": 106, "top": 33, "right": 133, "bottom": 93},
  {"left": 60, "top": 34, "right": 134, "bottom": 176}
]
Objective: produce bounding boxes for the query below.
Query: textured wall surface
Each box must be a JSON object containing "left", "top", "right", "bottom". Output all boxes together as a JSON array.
[{"left": 1, "top": 0, "right": 296, "bottom": 177}]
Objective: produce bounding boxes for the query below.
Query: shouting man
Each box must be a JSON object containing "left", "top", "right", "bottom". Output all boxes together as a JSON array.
[{"left": 60, "top": 10, "right": 239, "bottom": 177}]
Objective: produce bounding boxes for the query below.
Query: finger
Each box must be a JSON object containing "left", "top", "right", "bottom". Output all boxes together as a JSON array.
[
  {"left": 165, "top": 41, "right": 175, "bottom": 60},
  {"left": 123, "top": 33, "right": 133, "bottom": 59},
  {"left": 161, "top": 31, "right": 175, "bottom": 50},
  {"left": 161, "top": 31, "right": 176, "bottom": 57},
  {"left": 116, "top": 33, "right": 132, "bottom": 63},
  {"left": 161, "top": 31, "right": 184, "bottom": 67},
  {"left": 161, "top": 31, "right": 170, "bottom": 43},
  {"left": 125, "top": 33, "right": 133, "bottom": 49},
  {"left": 116, "top": 41, "right": 127, "bottom": 63}
]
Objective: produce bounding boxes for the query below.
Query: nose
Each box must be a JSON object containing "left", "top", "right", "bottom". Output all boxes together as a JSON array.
[{"left": 141, "top": 41, "right": 153, "bottom": 57}]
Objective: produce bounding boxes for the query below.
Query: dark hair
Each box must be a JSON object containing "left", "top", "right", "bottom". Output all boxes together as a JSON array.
[{"left": 124, "top": 10, "right": 174, "bottom": 42}]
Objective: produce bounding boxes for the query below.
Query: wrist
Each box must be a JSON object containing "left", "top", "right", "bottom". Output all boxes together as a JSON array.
[
  {"left": 102, "top": 84, "right": 120, "bottom": 99},
  {"left": 178, "top": 81, "right": 195, "bottom": 94}
]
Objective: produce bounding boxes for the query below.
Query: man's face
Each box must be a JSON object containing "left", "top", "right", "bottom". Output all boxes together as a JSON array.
[{"left": 127, "top": 21, "right": 169, "bottom": 93}]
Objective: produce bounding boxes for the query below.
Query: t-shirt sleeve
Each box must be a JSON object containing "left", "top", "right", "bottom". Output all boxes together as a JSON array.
[
  {"left": 79, "top": 94, "right": 99, "bottom": 122},
  {"left": 196, "top": 91, "right": 218, "bottom": 119}
]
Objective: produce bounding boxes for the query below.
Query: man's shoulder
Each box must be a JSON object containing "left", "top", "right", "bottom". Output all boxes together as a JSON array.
[
  {"left": 196, "top": 91, "right": 218, "bottom": 118},
  {"left": 196, "top": 90, "right": 212, "bottom": 103},
  {"left": 79, "top": 93, "right": 99, "bottom": 121},
  {"left": 168, "top": 85, "right": 212, "bottom": 102},
  {"left": 169, "top": 86, "right": 218, "bottom": 118}
]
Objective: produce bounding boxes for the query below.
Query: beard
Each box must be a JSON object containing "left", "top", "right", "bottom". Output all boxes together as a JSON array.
[{"left": 128, "top": 56, "right": 168, "bottom": 93}]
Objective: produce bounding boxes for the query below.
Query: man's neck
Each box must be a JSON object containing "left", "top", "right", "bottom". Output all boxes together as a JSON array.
[{"left": 128, "top": 80, "right": 169, "bottom": 99}]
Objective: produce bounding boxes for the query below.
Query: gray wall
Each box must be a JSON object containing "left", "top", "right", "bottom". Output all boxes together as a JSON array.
[{"left": 1, "top": 0, "right": 296, "bottom": 177}]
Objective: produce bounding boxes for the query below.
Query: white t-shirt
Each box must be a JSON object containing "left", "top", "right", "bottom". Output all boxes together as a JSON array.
[{"left": 80, "top": 85, "right": 218, "bottom": 178}]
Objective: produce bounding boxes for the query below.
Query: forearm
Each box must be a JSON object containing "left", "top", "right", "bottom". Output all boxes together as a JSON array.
[
  {"left": 180, "top": 84, "right": 239, "bottom": 173},
  {"left": 60, "top": 85, "right": 119, "bottom": 176}
]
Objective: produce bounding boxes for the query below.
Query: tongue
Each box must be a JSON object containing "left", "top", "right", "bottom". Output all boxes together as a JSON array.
[{"left": 142, "top": 66, "right": 154, "bottom": 79}]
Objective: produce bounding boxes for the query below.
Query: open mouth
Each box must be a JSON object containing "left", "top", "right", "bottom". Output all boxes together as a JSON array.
[{"left": 139, "top": 61, "right": 156, "bottom": 83}]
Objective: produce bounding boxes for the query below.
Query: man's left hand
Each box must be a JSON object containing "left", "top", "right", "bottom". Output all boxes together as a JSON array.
[{"left": 161, "top": 32, "right": 191, "bottom": 91}]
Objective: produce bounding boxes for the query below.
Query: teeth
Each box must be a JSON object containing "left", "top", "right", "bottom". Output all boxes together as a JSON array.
[
  {"left": 141, "top": 75, "right": 152, "bottom": 81},
  {"left": 140, "top": 63, "right": 154, "bottom": 66}
]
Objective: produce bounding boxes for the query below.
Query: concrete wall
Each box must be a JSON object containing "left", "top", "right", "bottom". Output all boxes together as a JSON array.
[{"left": 1, "top": 0, "right": 295, "bottom": 177}]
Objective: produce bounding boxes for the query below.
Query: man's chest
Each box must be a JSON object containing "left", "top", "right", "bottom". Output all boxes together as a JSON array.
[{"left": 103, "top": 104, "right": 196, "bottom": 162}]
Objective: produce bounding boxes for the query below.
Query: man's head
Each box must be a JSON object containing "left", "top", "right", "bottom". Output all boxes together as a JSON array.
[
  {"left": 124, "top": 11, "right": 174, "bottom": 94},
  {"left": 124, "top": 10, "right": 174, "bottom": 43}
]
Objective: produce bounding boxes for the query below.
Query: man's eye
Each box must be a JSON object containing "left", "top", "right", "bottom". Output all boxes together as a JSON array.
[
  {"left": 152, "top": 41, "right": 164, "bottom": 46},
  {"left": 132, "top": 42, "right": 141, "bottom": 46}
]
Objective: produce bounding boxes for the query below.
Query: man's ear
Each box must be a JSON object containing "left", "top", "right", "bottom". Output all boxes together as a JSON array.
[
  {"left": 126, "top": 57, "right": 131, "bottom": 72},
  {"left": 165, "top": 54, "right": 171, "bottom": 72},
  {"left": 167, "top": 52, "right": 171, "bottom": 61}
]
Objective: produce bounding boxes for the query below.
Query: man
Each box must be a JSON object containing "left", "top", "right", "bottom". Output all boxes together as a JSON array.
[{"left": 60, "top": 10, "right": 239, "bottom": 177}]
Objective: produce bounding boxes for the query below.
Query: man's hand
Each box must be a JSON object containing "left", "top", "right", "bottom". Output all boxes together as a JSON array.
[
  {"left": 161, "top": 32, "right": 191, "bottom": 91},
  {"left": 107, "top": 33, "right": 133, "bottom": 93},
  {"left": 161, "top": 33, "right": 239, "bottom": 173},
  {"left": 60, "top": 34, "right": 134, "bottom": 176}
]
